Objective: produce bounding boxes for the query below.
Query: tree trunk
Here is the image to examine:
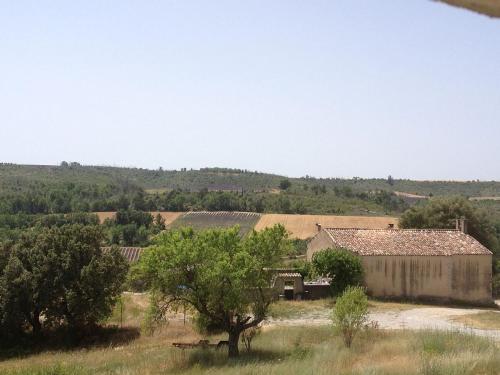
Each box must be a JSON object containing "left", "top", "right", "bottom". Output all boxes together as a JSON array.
[
  {"left": 30, "top": 309, "right": 42, "bottom": 335},
  {"left": 228, "top": 330, "right": 241, "bottom": 358}
]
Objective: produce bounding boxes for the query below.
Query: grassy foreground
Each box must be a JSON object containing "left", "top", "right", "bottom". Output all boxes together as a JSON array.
[
  {"left": 0, "top": 326, "right": 498, "bottom": 375},
  {"left": 0, "top": 294, "right": 499, "bottom": 375}
]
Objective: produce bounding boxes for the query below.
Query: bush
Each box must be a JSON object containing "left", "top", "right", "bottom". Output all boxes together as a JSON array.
[
  {"left": 312, "top": 248, "right": 363, "bottom": 296},
  {"left": 241, "top": 326, "right": 261, "bottom": 352},
  {"left": 332, "top": 286, "right": 368, "bottom": 348}
]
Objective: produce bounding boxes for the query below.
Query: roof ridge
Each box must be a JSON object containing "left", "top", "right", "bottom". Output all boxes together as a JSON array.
[{"left": 324, "top": 228, "right": 459, "bottom": 232}]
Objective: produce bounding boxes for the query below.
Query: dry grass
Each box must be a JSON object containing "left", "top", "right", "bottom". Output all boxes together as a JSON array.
[
  {"left": 452, "top": 311, "right": 500, "bottom": 330},
  {"left": 94, "top": 211, "right": 116, "bottom": 223},
  {"left": 1, "top": 325, "right": 498, "bottom": 375},
  {"left": 368, "top": 300, "right": 426, "bottom": 312},
  {"left": 254, "top": 214, "right": 399, "bottom": 239},
  {"left": 1, "top": 295, "right": 499, "bottom": 374},
  {"left": 269, "top": 299, "right": 335, "bottom": 319},
  {"left": 150, "top": 211, "right": 184, "bottom": 225},
  {"left": 268, "top": 298, "right": 424, "bottom": 320}
]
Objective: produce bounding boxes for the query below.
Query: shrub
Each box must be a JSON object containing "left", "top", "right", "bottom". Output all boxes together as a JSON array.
[
  {"left": 312, "top": 248, "right": 363, "bottom": 296},
  {"left": 332, "top": 286, "right": 368, "bottom": 348},
  {"left": 241, "top": 326, "right": 261, "bottom": 352}
]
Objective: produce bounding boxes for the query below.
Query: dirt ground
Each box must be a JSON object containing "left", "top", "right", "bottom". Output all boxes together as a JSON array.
[{"left": 264, "top": 300, "right": 500, "bottom": 340}]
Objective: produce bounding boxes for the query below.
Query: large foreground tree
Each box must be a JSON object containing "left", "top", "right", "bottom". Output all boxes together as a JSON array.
[
  {"left": 139, "top": 225, "right": 289, "bottom": 357},
  {"left": 0, "top": 225, "right": 128, "bottom": 340}
]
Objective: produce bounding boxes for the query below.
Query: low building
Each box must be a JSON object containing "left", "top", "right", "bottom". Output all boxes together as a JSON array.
[
  {"left": 271, "top": 270, "right": 304, "bottom": 300},
  {"left": 307, "top": 227, "right": 493, "bottom": 304}
]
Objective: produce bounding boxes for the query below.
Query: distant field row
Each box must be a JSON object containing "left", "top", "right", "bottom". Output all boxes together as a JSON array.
[{"left": 95, "top": 211, "right": 398, "bottom": 239}]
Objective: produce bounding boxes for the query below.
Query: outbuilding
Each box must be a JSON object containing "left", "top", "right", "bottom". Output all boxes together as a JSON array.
[{"left": 307, "top": 227, "right": 493, "bottom": 304}]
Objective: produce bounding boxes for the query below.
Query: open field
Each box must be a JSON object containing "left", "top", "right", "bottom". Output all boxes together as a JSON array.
[
  {"left": 1, "top": 294, "right": 499, "bottom": 374},
  {"left": 254, "top": 214, "right": 399, "bottom": 239},
  {"left": 1, "top": 322, "right": 498, "bottom": 374},
  {"left": 168, "top": 211, "right": 261, "bottom": 235},
  {"left": 94, "top": 212, "right": 399, "bottom": 239}
]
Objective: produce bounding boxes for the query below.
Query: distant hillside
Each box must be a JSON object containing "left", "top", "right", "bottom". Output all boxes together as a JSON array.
[{"left": 2, "top": 163, "right": 500, "bottom": 197}]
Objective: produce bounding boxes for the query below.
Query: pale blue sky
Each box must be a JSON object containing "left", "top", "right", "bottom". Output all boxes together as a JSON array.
[{"left": 1, "top": 1, "right": 499, "bottom": 180}]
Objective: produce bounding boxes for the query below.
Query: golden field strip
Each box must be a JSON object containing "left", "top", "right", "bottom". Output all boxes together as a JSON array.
[{"left": 254, "top": 214, "right": 399, "bottom": 239}]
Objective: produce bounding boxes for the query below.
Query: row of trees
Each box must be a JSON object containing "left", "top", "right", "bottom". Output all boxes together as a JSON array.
[
  {"left": 1, "top": 178, "right": 409, "bottom": 216},
  {"left": 0, "top": 225, "right": 128, "bottom": 343}
]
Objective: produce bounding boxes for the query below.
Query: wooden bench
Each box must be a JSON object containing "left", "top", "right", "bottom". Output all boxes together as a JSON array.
[{"left": 172, "top": 340, "right": 228, "bottom": 350}]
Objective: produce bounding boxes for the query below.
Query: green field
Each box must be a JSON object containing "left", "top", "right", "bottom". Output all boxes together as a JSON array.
[{"left": 168, "top": 211, "right": 261, "bottom": 235}]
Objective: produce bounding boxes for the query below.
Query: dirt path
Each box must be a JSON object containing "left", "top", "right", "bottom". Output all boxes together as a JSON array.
[{"left": 264, "top": 303, "right": 500, "bottom": 340}]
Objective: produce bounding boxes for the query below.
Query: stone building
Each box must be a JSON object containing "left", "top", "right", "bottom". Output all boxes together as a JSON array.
[{"left": 306, "top": 227, "right": 492, "bottom": 304}]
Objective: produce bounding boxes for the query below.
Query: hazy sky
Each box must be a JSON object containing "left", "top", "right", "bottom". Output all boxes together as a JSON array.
[{"left": 1, "top": 1, "right": 499, "bottom": 180}]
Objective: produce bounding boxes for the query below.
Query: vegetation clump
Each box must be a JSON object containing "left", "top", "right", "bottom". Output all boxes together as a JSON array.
[
  {"left": 331, "top": 286, "right": 369, "bottom": 348},
  {"left": 0, "top": 224, "right": 128, "bottom": 344},
  {"left": 312, "top": 248, "right": 363, "bottom": 296}
]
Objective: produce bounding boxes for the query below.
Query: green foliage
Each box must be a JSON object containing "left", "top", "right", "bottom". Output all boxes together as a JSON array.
[
  {"left": 312, "top": 248, "right": 363, "bottom": 296},
  {"left": 331, "top": 286, "right": 368, "bottom": 348},
  {"left": 0, "top": 225, "right": 128, "bottom": 342},
  {"left": 279, "top": 179, "right": 292, "bottom": 190},
  {"left": 0, "top": 164, "right": 415, "bottom": 217},
  {"left": 288, "top": 238, "right": 308, "bottom": 256},
  {"left": 290, "top": 259, "right": 313, "bottom": 280},
  {"left": 138, "top": 224, "right": 289, "bottom": 357}
]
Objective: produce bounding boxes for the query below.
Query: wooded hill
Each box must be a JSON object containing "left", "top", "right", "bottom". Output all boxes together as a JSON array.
[
  {"left": 2, "top": 163, "right": 500, "bottom": 222},
  {"left": 2, "top": 163, "right": 500, "bottom": 197}
]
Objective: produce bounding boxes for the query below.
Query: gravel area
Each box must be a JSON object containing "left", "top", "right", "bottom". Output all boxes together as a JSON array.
[{"left": 264, "top": 301, "right": 500, "bottom": 340}]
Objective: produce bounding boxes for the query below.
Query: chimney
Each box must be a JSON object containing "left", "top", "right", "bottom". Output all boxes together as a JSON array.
[
  {"left": 316, "top": 223, "right": 322, "bottom": 232},
  {"left": 388, "top": 223, "right": 395, "bottom": 229},
  {"left": 456, "top": 217, "right": 468, "bottom": 234}
]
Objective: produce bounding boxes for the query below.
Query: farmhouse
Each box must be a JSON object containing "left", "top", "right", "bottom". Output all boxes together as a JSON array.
[{"left": 307, "top": 226, "right": 493, "bottom": 304}]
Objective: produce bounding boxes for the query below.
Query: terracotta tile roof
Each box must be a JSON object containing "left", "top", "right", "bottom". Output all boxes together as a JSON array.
[
  {"left": 102, "top": 247, "right": 144, "bottom": 262},
  {"left": 323, "top": 229, "right": 492, "bottom": 256},
  {"left": 277, "top": 272, "right": 303, "bottom": 278}
]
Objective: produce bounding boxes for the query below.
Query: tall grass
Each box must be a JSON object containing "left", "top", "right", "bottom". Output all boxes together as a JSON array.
[{"left": 1, "top": 325, "right": 498, "bottom": 375}]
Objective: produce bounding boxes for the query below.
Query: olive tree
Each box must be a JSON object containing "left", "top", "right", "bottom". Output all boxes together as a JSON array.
[{"left": 139, "top": 225, "right": 289, "bottom": 357}]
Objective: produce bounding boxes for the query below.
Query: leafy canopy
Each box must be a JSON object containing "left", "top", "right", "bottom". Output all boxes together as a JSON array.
[
  {"left": 312, "top": 248, "right": 363, "bottom": 296},
  {"left": 139, "top": 224, "right": 289, "bottom": 357},
  {"left": 0, "top": 224, "right": 128, "bottom": 341}
]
